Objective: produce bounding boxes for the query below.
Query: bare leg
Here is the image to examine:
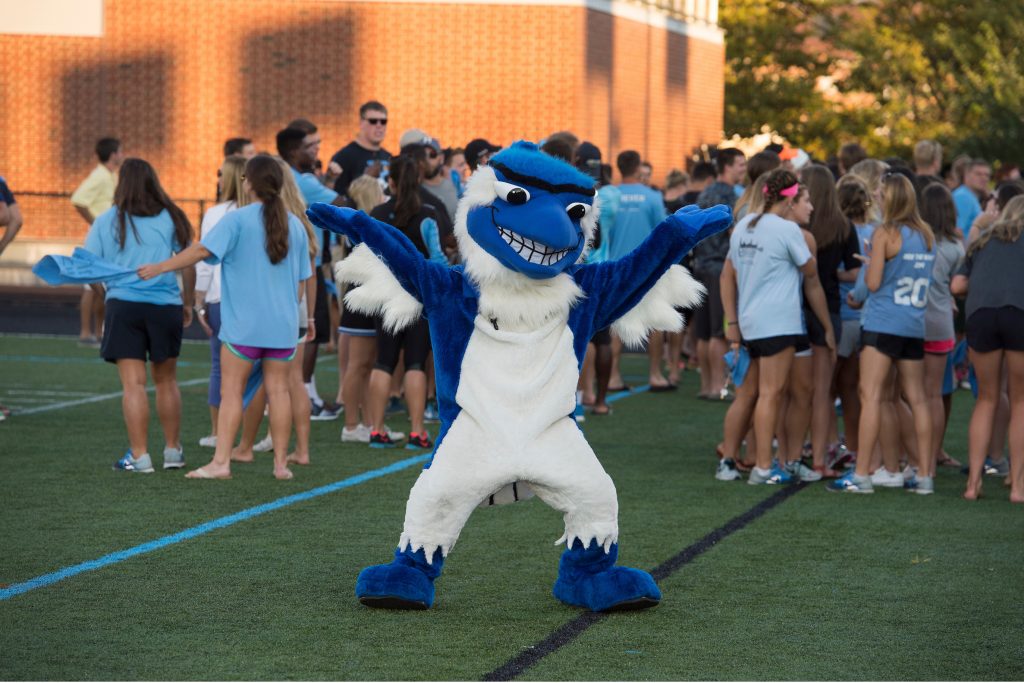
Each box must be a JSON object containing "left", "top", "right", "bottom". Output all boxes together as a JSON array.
[
  {"left": 288, "top": 345, "right": 312, "bottom": 465},
  {"left": 343, "top": 335, "right": 377, "bottom": 431},
  {"left": 116, "top": 359, "right": 149, "bottom": 457},
  {"left": 1005, "top": 350, "right": 1024, "bottom": 503},
  {"left": 592, "top": 341, "right": 612, "bottom": 414},
  {"left": 782, "top": 354, "right": 813, "bottom": 464},
  {"left": 368, "top": 369, "right": 392, "bottom": 434},
  {"left": 696, "top": 338, "right": 711, "bottom": 396},
  {"left": 754, "top": 349, "right": 794, "bottom": 470},
  {"left": 924, "top": 352, "right": 950, "bottom": 464},
  {"left": 989, "top": 375, "right": 1010, "bottom": 463},
  {"left": 80, "top": 289, "right": 94, "bottom": 341},
  {"left": 609, "top": 333, "right": 625, "bottom": 390},
  {"left": 836, "top": 352, "right": 861, "bottom": 453},
  {"left": 232, "top": 386, "right": 265, "bottom": 462},
  {"left": 897, "top": 358, "right": 932, "bottom": 478},
  {"left": 720, "top": 358, "right": 759, "bottom": 460},
  {"left": 648, "top": 333, "right": 668, "bottom": 387},
  {"left": 405, "top": 369, "right": 427, "bottom": 436},
  {"left": 965, "top": 349, "right": 1004, "bottom": 499},
  {"left": 580, "top": 343, "right": 597, "bottom": 405},
  {"left": 151, "top": 357, "right": 181, "bottom": 451},
  {"left": 667, "top": 331, "right": 683, "bottom": 385},
  {"left": 335, "top": 333, "right": 350, "bottom": 405},
  {"left": 809, "top": 345, "right": 836, "bottom": 468},
  {"left": 262, "top": 357, "right": 294, "bottom": 480},
  {"left": 708, "top": 337, "right": 729, "bottom": 396},
  {"left": 189, "top": 348, "right": 253, "bottom": 478},
  {"left": 855, "top": 346, "right": 894, "bottom": 478}
]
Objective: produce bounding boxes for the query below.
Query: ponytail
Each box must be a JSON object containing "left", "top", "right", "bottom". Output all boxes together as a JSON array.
[{"left": 245, "top": 155, "right": 290, "bottom": 264}]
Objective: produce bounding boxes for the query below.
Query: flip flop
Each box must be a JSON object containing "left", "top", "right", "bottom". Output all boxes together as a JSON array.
[
  {"left": 185, "top": 466, "right": 231, "bottom": 480},
  {"left": 607, "top": 384, "right": 631, "bottom": 393},
  {"left": 590, "top": 406, "right": 613, "bottom": 416},
  {"left": 937, "top": 454, "right": 963, "bottom": 468}
]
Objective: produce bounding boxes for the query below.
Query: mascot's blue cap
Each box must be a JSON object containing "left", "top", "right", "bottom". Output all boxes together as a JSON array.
[{"left": 489, "top": 141, "right": 596, "bottom": 197}]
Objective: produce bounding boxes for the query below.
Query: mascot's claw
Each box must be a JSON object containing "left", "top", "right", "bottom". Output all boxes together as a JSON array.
[
  {"left": 356, "top": 547, "right": 445, "bottom": 610},
  {"left": 552, "top": 540, "right": 661, "bottom": 612},
  {"left": 306, "top": 203, "right": 364, "bottom": 242},
  {"left": 665, "top": 204, "right": 733, "bottom": 244}
]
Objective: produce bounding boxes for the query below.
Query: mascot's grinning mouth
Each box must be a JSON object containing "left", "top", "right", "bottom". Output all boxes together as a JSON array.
[{"left": 496, "top": 225, "right": 576, "bottom": 266}]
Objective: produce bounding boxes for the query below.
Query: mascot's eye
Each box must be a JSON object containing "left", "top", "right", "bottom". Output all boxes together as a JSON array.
[
  {"left": 566, "top": 203, "right": 589, "bottom": 221},
  {"left": 494, "top": 181, "right": 531, "bottom": 205}
]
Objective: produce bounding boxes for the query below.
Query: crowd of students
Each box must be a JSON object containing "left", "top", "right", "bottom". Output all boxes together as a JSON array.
[{"left": 8, "top": 103, "right": 1020, "bottom": 501}]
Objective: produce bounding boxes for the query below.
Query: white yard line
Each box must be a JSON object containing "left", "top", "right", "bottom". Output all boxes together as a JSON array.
[{"left": 17, "top": 377, "right": 210, "bottom": 415}]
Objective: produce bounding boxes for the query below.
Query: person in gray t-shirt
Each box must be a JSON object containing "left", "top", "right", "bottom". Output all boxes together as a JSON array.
[{"left": 950, "top": 194, "right": 1024, "bottom": 502}]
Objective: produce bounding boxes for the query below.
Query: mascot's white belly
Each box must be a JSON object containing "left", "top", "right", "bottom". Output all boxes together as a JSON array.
[{"left": 455, "top": 314, "right": 577, "bottom": 447}]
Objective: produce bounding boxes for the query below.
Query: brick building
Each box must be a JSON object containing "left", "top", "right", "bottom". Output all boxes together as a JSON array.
[{"left": 0, "top": 0, "right": 723, "bottom": 245}]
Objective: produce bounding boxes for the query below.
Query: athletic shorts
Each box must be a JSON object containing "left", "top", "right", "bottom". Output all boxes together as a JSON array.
[
  {"left": 745, "top": 334, "right": 809, "bottom": 359},
  {"left": 224, "top": 341, "right": 296, "bottom": 362},
  {"left": 862, "top": 330, "right": 924, "bottom": 361},
  {"left": 806, "top": 310, "right": 842, "bottom": 349},
  {"left": 375, "top": 316, "right": 430, "bottom": 374},
  {"left": 924, "top": 338, "right": 955, "bottom": 355},
  {"left": 967, "top": 306, "right": 1024, "bottom": 353},
  {"left": 591, "top": 327, "right": 611, "bottom": 346},
  {"left": 837, "top": 319, "right": 862, "bottom": 359},
  {"left": 101, "top": 298, "right": 182, "bottom": 364},
  {"left": 692, "top": 270, "right": 724, "bottom": 341},
  {"left": 339, "top": 285, "right": 377, "bottom": 337},
  {"left": 312, "top": 269, "right": 330, "bottom": 344}
]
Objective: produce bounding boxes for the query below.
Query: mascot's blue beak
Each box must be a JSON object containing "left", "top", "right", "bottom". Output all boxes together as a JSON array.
[{"left": 467, "top": 189, "right": 590, "bottom": 279}]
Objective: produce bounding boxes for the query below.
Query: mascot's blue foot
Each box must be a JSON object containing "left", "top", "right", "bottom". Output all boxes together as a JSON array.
[
  {"left": 356, "top": 546, "right": 444, "bottom": 610},
  {"left": 553, "top": 540, "right": 661, "bottom": 612}
]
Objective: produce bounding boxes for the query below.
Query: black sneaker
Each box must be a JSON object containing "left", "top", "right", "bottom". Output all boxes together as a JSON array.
[
  {"left": 310, "top": 401, "right": 341, "bottom": 421},
  {"left": 369, "top": 431, "right": 398, "bottom": 449},
  {"left": 406, "top": 432, "right": 433, "bottom": 450},
  {"left": 385, "top": 396, "right": 406, "bottom": 416}
]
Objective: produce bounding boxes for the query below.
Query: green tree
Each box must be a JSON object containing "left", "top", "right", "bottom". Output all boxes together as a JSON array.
[{"left": 720, "top": 0, "right": 1024, "bottom": 165}]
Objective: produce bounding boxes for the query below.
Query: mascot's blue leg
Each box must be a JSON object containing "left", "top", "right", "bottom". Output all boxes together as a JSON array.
[
  {"left": 356, "top": 546, "right": 445, "bottom": 610},
  {"left": 553, "top": 540, "right": 661, "bottom": 612}
]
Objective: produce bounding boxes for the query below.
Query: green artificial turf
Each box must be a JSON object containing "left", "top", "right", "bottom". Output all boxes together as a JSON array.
[{"left": 0, "top": 335, "right": 1021, "bottom": 680}]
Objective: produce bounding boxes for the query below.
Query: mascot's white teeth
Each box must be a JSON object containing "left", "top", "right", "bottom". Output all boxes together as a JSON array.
[{"left": 497, "top": 226, "right": 571, "bottom": 266}]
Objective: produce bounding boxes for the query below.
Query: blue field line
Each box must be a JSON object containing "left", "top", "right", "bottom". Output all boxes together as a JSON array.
[
  {"left": 0, "top": 454, "right": 432, "bottom": 601},
  {"left": 1, "top": 383, "right": 656, "bottom": 601}
]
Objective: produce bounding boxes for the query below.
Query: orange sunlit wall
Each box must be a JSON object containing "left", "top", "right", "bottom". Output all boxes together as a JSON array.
[{"left": 0, "top": 0, "right": 724, "bottom": 241}]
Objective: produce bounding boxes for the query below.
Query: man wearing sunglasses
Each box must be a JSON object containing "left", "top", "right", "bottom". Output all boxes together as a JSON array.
[
  {"left": 330, "top": 100, "right": 393, "bottom": 200},
  {"left": 402, "top": 129, "right": 458, "bottom": 225}
]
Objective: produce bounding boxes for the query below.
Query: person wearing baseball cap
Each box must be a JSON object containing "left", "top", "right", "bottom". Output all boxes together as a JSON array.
[
  {"left": 464, "top": 138, "right": 501, "bottom": 172},
  {"left": 574, "top": 141, "right": 603, "bottom": 183}
]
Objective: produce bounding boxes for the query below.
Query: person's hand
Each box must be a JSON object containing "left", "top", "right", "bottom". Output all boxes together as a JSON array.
[
  {"left": 183, "top": 306, "right": 194, "bottom": 328},
  {"left": 972, "top": 201, "right": 999, "bottom": 233},
  {"left": 853, "top": 252, "right": 870, "bottom": 265},
  {"left": 326, "top": 161, "right": 342, "bottom": 180},
  {"left": 197, "top": 308, "right": 212, "bottom": 337},
  {"left": 846, "top": 291, "right": 863, "bottom": 310},
  {"left": 825, "top": 328, "right": 837, "bottom": 355},
  {"left": 305, "top": 320, "right": 316, "bottom": 343},
  {"left": 725, "top": 322, "right": 741, "bottom": 345},
  {"left": 137, "top": 262, "right": 165, "bottom": 280}
]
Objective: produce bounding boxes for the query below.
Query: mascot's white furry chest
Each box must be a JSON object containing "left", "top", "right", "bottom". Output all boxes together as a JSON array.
[{"left": 454, "top": 314, "right": 577, "bottom": 447}]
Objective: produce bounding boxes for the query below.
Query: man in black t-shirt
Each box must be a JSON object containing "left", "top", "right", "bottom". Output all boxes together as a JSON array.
[{"left": 330, "top": 100, "right": 393, "bottom": 199}]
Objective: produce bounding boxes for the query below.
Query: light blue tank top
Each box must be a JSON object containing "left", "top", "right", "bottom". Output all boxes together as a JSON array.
[{"left": 863, "top": 225, "right": 935, "bottom": 338}]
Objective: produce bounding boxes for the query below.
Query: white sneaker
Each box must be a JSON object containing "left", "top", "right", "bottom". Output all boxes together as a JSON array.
[
  {"left": 341, "top": 423, "right": 371, "bottom": 443},
  {"left": 902, "top": 464, "right": 918, "bottom": 481},
  {"left": 715, "top": 458, "right": 741, "bottom": 481},
  {"left": 384, "top": 425, "right": 405, "bottom": 441},
  {"left": 253, "top": 434, "right": 274, "bottom": 452},
  {"left": 198, "top": 435, "right": 217, "bottom": 448},
  {"left": 870, "top": 466, "right": 905, "bottom": 487}
]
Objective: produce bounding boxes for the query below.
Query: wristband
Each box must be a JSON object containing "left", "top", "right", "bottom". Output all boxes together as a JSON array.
[{"left": 727, "top": 321, "right": 738, "bottom": 326}]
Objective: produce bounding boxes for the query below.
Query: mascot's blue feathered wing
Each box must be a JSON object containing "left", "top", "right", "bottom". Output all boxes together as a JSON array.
[{"left": 308, "top": 141, "right": 731, "bottom": 612}]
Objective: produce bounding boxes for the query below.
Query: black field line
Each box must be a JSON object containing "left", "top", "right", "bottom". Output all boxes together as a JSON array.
[{"left": 482, "top": 481, "right": 810, "bottom": 681}]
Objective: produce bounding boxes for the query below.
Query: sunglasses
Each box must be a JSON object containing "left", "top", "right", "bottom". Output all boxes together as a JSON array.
[
  {"left": 426, "top": 149, "right": 439, "bottom": 159},
  {"left": 363, "top": 117, "right": 388, "bottom": 126}
]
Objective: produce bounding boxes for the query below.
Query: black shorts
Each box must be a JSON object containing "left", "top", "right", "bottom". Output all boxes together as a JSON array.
[
  {"left": 967, "top": 306, "right": 1024, "bottom": 353},
  {"left": 101, "top": 298, "right": 183, "bottom": 364},
  {"left": 591, "top": 327, "right": 611, "bottom": 346},
  {"left": 375, "top": 316, "right": 430, "bottom": 374},
  {"left": 338, "top": 285, "right": 377, "bottom": 337},
  {"left": 746, "top": 334, "right": 809, "bottom": 359},
  {"left": 862, "top": 330, "right": 924, "bottom": 361},
  {"left": 312, "top": 268, "right": 330, "bottom": 344},
  {"left": 692, "top": 270, "right": 724, "bottom": 341},
  {"left": 806, "top": 310, "right": 842, "bottom": 348}
]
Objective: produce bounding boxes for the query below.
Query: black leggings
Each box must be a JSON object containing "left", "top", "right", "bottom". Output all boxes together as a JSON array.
[{"left": 374, "top": 316, "right": 430, "bottom": 374}]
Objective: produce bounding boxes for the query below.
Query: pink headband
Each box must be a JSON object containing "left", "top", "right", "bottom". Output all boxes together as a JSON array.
[{"left": 764, "top": 182, "right": 800, "bottom": 198}]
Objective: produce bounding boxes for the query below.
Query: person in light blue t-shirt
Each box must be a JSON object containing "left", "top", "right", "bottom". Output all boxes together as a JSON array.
[
  {"left": 82, "top": 158, "right": 195, "bottom": 476},
  {"left": 139, "top": 155, "right": 312, "bottom": 482},
  {"left": 602, "top": 150, "right": 671, "bottom": 392},
  {"left": 952, "top": 159, "right": 991, "bottom": 236},
  {"left": 829, "top": 174, "right": 937, "bottom": 496}
]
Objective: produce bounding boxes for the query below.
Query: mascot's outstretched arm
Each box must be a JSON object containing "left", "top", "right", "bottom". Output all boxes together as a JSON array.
[
  {"left": 307, "top": 203, "right": 457, "bottom": 330},
  {"left": 574, "top": 204, "right": 732, "bottom": 346}
]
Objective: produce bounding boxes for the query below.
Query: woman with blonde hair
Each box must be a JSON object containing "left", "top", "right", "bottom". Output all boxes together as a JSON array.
[
  {"left": 847, "top": 158, "right": 890, "bottom": 224},
  {"left": 952, "top": 195, "right": 1024, "bottom": 502},
  {"left": 829, "top": 174, "right": 936, "bottom": 494},
  {"left": 195, "top": 154, "right": 249, "bottom": 449},
  {"left": 336, "top": 174, "right": 387, "bottom": 443}
]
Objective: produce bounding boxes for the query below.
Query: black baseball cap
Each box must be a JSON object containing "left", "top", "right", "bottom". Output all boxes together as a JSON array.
[
  {"left": 465, "top": 138, "right": 502, "bottom": 170},
  {"left": 575, "top": 141, "right": 602, "bottom": 180}
]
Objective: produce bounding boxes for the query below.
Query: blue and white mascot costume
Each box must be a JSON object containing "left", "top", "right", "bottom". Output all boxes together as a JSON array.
[{"left": 308, "top": 141, "right": 730, "bottom": 612}]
